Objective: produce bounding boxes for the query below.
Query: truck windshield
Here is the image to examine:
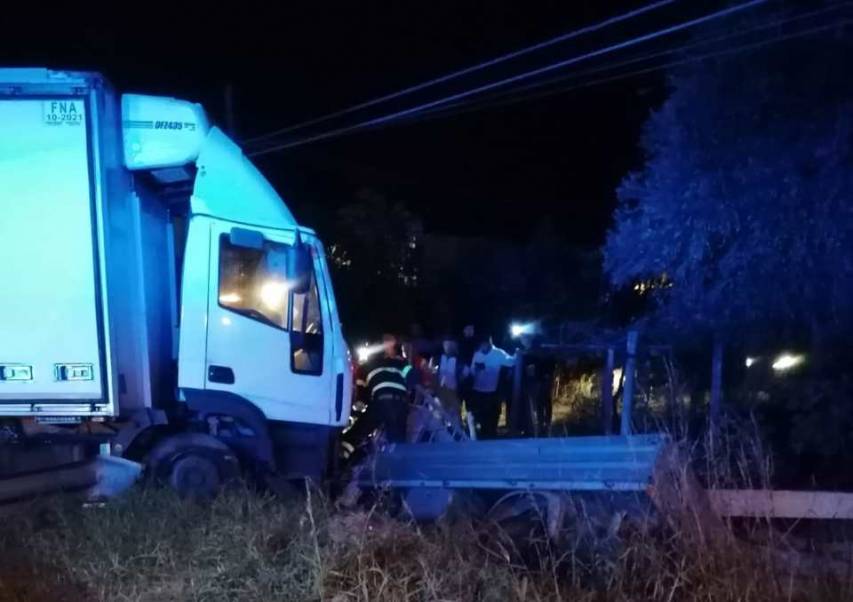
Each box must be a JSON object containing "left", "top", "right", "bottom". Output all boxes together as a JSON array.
[{"left": 218, "top": 235, "right": 291, "bottom": 329}]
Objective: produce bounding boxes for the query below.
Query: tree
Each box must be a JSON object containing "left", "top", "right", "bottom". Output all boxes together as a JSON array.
[
  {"left": 419, "top": 227, "right": 604, "bottom": 339},
  {"left": 327, "top": 188, "right": 423, "bottom": 337},
  {"left": 521, "top": 221, "right": 603, "bottom": 321},
  {"left": 604, "top": 24, "right": 853, "bottom": 352},
  {"left": 420, "top": 234, "right": 526, "bottom": 337}
]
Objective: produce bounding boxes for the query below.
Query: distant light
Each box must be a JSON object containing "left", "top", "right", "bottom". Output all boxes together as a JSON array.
[
  {"left": 260, "top": 280, "right": 290, "bottom": 310},
  {"left": 745, "top": 356, "right": 758, "bottom": 368},
  {"left": 357, "top": 343, "right": 384, "bottom": 364},
  {"left": 221, "top": 316, "right": 232, "bottom": 326},
  {"left": 611, "top": 367, "right": 623, "bottom": 395},
  {"left": 772, "top": 353, "right": 804, "bottom": 372},
  {"left": 510, "top": 322, "right": 535, "bottom": 338},
  {"left": 219, "top": 292, "right": 242, "bottom": 304}
]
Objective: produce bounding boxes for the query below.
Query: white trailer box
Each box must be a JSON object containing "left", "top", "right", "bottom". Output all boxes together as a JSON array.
[{"left": 0, "top": 70, "right": 116, "bottom": 415}]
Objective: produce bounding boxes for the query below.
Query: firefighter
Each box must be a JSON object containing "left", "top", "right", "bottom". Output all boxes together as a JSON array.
[{"left": 353, "top": 333, "right": 410, "bottom": 443}]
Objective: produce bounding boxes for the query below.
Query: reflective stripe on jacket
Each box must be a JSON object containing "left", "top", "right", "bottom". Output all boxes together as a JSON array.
[{"left": 363, "top": 356, "right": 409, "bottom": 400}]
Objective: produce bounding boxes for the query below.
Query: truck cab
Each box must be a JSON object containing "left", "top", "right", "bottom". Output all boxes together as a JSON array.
[{"left": 0, "top": 69, "right": 352, "bottom": 494}]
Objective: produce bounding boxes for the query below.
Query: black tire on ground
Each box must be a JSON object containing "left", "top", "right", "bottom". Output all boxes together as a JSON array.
[
  {"left": 146, "top": 433, "right": 240, "bottom": 499},
  {"left": 168, "top": 453, "right": 221, "bottom": 499}
]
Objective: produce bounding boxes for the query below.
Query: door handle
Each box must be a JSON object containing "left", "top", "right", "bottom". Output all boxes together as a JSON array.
[{"left": 208, "top": 365, "right": 235, "bottom": 384}]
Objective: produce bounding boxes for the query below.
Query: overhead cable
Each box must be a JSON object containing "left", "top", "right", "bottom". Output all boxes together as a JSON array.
[
  {"left": 244, "top": 0, "right": 677, "bottom": 144},
  {"left": 250, "top": 0, "right": 770, "bottom": 156}
]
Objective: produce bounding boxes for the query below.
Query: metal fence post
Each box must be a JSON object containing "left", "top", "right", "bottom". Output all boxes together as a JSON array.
[
  {"left": 620, "top": 331, "right": 639, "bottom": 435},
  {"left": 710, "top": 338, "right": 723, "bottom": 429},
  {"left": 601, "top": 347, "right": 615, "bottom": 434},
  {"left": 511, "top": 350, "right": 525, "bottom": 435}
]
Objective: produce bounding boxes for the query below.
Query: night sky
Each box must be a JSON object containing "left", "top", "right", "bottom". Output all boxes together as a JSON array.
[{"left": 0, "top": 1, "right": 689, "bottom": 246}]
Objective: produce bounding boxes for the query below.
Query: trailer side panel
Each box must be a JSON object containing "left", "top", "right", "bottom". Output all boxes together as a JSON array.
[{"left": 0, "top": 96, "right": 108, "bottom": 408}]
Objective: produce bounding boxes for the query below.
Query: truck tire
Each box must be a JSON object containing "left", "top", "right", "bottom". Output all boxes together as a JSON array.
[{"left": 146, "top": 433, "right": 240, "bottom": 499}]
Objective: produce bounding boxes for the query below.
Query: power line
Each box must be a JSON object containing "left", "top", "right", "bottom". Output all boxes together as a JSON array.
[
  {"left": 384, "top": 3, "right": 850, "bottom": 129},
  {"left": 261, "top": 10, "right": 848, "bottom": 153},
  {"left": 243, "top": 0, "right": 677, "bottom": 144},
  {"left": 248, "top": 17, "right": 847, "bottom": 197},
  {"left": 251, "top": 0, "right": 769, "bottom": 155},
  {"left": 249, "top": 0, "right": 769, "bottom": 156},
  {"left": 383, "top": 20, "right": 848, "bottom": 131},
  {"left": 276, "top": 18, "right": 844, "bottom": 144}
]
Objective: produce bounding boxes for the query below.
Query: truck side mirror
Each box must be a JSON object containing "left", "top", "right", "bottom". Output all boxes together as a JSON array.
[{"left": 288, "top": 233, "right": 312, "bottom": 294}]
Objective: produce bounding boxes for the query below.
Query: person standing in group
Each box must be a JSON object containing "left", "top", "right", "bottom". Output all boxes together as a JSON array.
[
  {"left": 401, "top": 339, "right": 429, "bottom": 393},
  {"left": 352, "top": 333, "right": 410, "bottom": 443},
  {"left": 459, "top": 324, "right": 477, "bottom": 367},
  {"left": 457, "top": 324, "right": 477, "bottom": 423},
  {"left": 408, "top": 322, "right": 436, "bottom": 367},
  {"left": 518, "top": 333, "right": 556, "bottom": 437},
  {"left": 468, "top": 334, "right": 516, "bottom": 439},
  {"left": 434, "top": 335, "right": 467, "bottom": 429}
]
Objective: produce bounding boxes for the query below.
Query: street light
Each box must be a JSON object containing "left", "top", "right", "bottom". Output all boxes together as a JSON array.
[{"left": 772, "top": 353, "right": 804, "bottom": 372}]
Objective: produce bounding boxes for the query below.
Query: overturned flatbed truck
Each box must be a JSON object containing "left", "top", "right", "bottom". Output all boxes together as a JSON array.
[
  {"left": 358, "top": 434, "right": 669, "bottom": 519},
  {"left": 353, "top": 417, "right": 709, "bottom": 531}
]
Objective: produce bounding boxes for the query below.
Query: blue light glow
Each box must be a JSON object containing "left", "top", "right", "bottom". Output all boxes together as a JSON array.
[{"left": 510, "top": 322, "right": 535, "bottom": 338}]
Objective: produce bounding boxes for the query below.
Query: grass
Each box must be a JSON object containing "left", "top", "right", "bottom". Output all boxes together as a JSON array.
[
  {"left": 0, "top": 388, "right": 845, "bottom": 601},
  {"left": 1, "top": 481, "right": 852, "bottom": 602}
]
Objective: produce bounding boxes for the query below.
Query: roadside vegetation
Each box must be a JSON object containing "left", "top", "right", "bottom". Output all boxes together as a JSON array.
[{"left": 1, "top": 475, "right": 851, "bottom": 602}]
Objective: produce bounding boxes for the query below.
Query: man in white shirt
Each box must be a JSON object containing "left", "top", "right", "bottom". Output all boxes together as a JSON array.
[
  {"left": 433, "top": 336, "right": 467, "bottom": 430},
  {"left": 468, "top": 335, "right": 516, "bottom": 439}
]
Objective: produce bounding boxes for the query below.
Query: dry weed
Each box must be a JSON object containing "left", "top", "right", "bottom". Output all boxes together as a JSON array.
[{"left": 0, "top": 482, "right": 850, "bottom": 601}]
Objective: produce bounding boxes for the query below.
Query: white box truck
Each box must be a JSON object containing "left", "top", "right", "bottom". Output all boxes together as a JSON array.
[{"left": 0, "top": 69, "right": 353, "bottom": 497}]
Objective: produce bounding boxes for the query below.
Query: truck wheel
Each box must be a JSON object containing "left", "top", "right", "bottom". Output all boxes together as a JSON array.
[
  {"left": 168, "top": 454, "right": 221, "bottom": 499},
  {"left": 146, "top": 433, "right": 240, "bottom": 499}
]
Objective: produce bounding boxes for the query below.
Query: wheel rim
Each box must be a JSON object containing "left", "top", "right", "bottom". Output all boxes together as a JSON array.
[{"left": 169, "top": 454, "right": 220, "bottom": 499}]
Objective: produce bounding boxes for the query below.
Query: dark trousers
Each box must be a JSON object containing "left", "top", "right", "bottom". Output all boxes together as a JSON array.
[
  {"left": 374, "top": 393, "right": 407, "bottom": 443},
  {"left": 467, "top": 390, "right": 500, "bottom": 439},
  {"left": 521, "top": 380, "right": 552, "bottom": 437},
  {"left": 344, "top": 392, "right": 408, "bottom": 445}
]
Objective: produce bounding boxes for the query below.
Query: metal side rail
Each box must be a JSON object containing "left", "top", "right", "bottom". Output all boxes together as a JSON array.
[
  {"left": 0, "top": 454, "right": 142, "bottom": 512},
  {"left": 357, "top": 434, "right": 668, "bottom": 493}
]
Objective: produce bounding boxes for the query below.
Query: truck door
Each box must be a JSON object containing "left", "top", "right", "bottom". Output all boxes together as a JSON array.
[{"left": 204, "top": 222, "right": 332, "bottom": 425}]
